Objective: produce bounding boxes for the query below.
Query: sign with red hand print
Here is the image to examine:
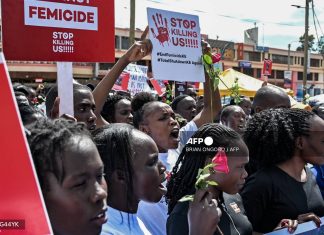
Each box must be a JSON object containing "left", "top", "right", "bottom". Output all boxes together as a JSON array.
[
  {"left": 147, "top": 8, "right": 204, "bottom": 82},
  {"left": 151, "top": 13, "right": 170, "bottom": 47}
]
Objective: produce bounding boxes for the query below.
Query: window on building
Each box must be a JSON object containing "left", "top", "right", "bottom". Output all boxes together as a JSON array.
[
  {"left": 307, "top": 73, "right": 312, "bottom": 81},
  {"left": 301, "top": 57, "right": 304, "bottom": 66},
  {"left": 257, "top": 68, "right": 262, "bottom": 78},
  {"left": 115, "top": 36, "right": 120, "bottom": 50},
  {"left": 99, "top": 63, "right": 115, "bottom": 70},
  {"left": 288, "top": 56, "right": 293, "bottom": 65},
  {"left": 298, "top": 72, "right": 303, "bottom": 80},
  {"left": 232, "top": 67, "right": 240, "bottom": 72},
  {"left": 243, "top": 68, "right": 254, "bottom": 76},
  {"left": 276, "top": 70, "right": 284, "bottom": 79},
  {"left": 269, "top": 69, "right": 274, "bottom": 78},
  {"left": 272, "top": 54, "right": 288, "bottom": 64},
  {"left": 121, "top": 36, "right": 129, "bottom": 50},
  {"left": 310, "top": 58, "right": 320, "bottom": 67},
  {"left": 315, "top": 73, "right": 319, "bottom": 81},
  {"left": 243, "top": 51, "right": 261, "bottom": 62}
]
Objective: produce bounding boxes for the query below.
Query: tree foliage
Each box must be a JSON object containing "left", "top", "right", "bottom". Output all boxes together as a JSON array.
[{"left": 296, "top": 34, "right": 316, "bottom": 52}]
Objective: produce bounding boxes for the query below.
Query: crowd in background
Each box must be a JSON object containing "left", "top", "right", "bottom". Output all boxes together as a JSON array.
[{"left": 13, "top": 39, "right": 324, "bottom": 235}]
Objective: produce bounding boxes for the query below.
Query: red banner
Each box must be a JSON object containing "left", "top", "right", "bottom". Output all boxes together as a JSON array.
[
  {"left": 120, "top": 72, "right": 131, "bottom": 91},
  {"left": 150, "top": 79, "right": 166, "bottom": 96},
  {"left": 2, "top": 0, "right": 115, "bottom": 62},
  {"left": 263, "top": 59, "right": 272, "bottom": 76},
  {"left": 0, "top": 53, "right": 52, "bottom": 234}
]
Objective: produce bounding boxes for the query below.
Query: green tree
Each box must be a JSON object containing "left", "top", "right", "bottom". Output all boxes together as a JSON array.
[
  {"left": 296, "top": 34, "right": 316, "bottom": 52},
  {"left": 319, "top": 36, "right": 324, "bottom": 55}
]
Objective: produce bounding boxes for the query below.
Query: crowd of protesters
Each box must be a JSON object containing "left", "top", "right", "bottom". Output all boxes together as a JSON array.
[{"left": 14, "top": 37, "right": 324, "bottom": 235}]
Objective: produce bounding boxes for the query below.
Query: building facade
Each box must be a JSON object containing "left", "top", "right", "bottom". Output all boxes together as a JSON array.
[{"left": 5, "top": 27, "right": 324, "bottom": 96}]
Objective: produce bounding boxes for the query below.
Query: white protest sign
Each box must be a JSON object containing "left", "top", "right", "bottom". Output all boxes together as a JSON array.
[
  {"left": 266, "top": 217, "right": 324, "bottom": 234},
  {"left": 57, "top": 62, "right": 74, "bottom": 116},
  {"left": 147, "top": 8, "right": 204, "bottom": 82},
  {"left": 125, "top": 64, "right": 151, "bottom": 96}
]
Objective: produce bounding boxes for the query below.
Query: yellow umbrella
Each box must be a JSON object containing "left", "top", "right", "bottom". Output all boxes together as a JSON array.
[
  {"left": 198, "top": 68, "right": 293, "bottom": 97},
  {"left": 218, "top": 69, "right": 264, "bottom": 97}
]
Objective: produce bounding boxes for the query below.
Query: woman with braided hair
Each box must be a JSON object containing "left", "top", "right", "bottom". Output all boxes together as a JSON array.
[
  {"left": 27, "top": 118, "right": 108, "bottom": 235},
  {"left": 241, "top": 108, "right": 324, "bottom": 234},
  {"left": 92, "top": 123, "right": 221, "bottom": 235},
  {"left": 166, "top": 123, "right": 252, "bottom": 235}
]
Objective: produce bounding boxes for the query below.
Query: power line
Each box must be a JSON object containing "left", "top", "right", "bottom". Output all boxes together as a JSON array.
[
  {"left": 311, "top": 0, "right": 324, "bottom": 53},
  {"left": 312, "top": 0, "right": 321, "bottom": 46},
  {"left": 314, "top": 8, "right": 324, "bottom": 35}
]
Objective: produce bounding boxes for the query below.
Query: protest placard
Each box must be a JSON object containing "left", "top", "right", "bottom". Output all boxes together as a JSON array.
[
  {"left": 124, "top": 64, "right": 151, "bottom": 96},
  {"left": 266, "top": 217, "right": 324, "bottom": 235},
  {"left": 57, "top": 62, "right": 74, "bottom": 116},
  {"left": 0, "top": 53, "right": 52, "bottom": 234},
  {"left": 147, "top": 8, "right": 205, "bottom": 82},
  {"left": 2, "top": 0, "right": 115, "bottom": 62}
]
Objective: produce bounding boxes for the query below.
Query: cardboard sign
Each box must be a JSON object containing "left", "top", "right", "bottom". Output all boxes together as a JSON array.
[
  {"left": 147, "top": 8, "right": 204, "bottom": 82},
  {"left": 2, "top": 0, "right": 115, "bottom": 62},
  {"left": 175, "top": 81, "right": 187, "bottom": 97},
  {"left": 0, "top": 53, "right": 52, "bottom": 234}
]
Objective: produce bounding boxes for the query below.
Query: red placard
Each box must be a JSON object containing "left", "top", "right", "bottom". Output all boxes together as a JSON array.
[
  {"left": 2, "top": 0, "right": 115, "bottom": 62},
  {"left": 0, "top": 53, "right": 52, "bottom": 234},
  {"left": 263, "top": 59, "right": 272, "bottom": 76}
]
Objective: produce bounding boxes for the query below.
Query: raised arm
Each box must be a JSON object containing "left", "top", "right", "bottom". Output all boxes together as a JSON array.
[
  {"left": 192, "top": 72, "right": 221, "bottom": 128},
  {"left": 93, "top": 29, "right": 152, "bottom": 127},
  {"left": 192, "top": 41, "right": 221, "bottom": 128}
]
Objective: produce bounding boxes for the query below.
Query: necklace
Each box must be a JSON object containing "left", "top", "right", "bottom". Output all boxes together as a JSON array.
[{"left": 220, "top": 201, "right": 241, "bottom": 235}]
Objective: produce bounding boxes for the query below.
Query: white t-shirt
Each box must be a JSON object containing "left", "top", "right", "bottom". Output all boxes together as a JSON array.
[
  {"left": 137, "top": 120, "right": 198, "bottom": 235},
  {"left": 101, "top": 206, "right": 151, "bottom": 235}
]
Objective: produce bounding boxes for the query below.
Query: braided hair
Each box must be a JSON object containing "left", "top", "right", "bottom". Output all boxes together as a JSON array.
[
  {"left": 27, "top": 118, "right": 91, "bottom": 192},
  {"left": 244, "top": 108, "right": 314, "bottom": 173},
  {"left": 131, "top": 91, "right": 156, "bottom": 113},
  {"left": 101, "top": 94, "right": 131, "bottom": 123},
  {"left": 166, "top": 123, "right": 242, "bottom": 214},
  {"left": 92, "top": 123, "right": 135, "bottom": 210},
  {"left": 133, "top": 101, "right": 161, "bottom": 129}
]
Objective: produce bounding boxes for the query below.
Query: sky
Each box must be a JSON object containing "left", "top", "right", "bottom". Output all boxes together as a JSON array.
[{"left": 115, "top": 0, "right": 324, "bottom": 51}]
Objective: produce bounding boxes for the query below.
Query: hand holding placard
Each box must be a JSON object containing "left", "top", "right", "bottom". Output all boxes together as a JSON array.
[
  {"left": 124, "top": 28, "right": 152, "bottom": 63},
  {"left": 125, "top": 39, "right": 153, "bottom": 63}
]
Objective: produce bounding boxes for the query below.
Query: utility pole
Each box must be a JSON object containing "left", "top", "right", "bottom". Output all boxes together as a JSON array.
[
  {"left": 288, "top": 43, "right": 291, "bottom": 71},
  {"left": 303, "top": 0, "right": 310, "bottom": 103},
  {"left": 129, "top": 0, "right": 135, "bottom": 47}
]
